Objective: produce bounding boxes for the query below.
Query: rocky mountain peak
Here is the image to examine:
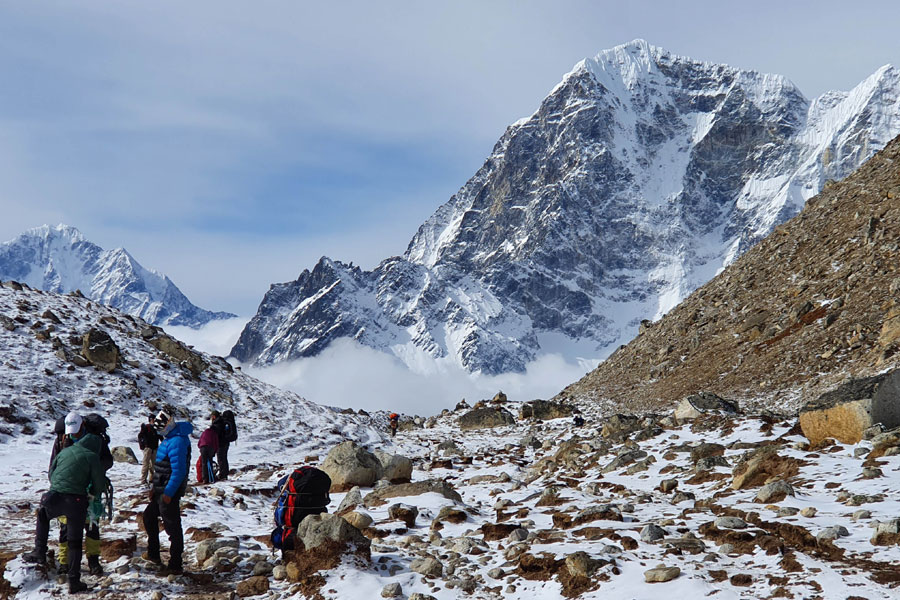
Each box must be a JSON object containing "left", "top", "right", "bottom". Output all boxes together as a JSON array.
[{"left": 232, "top": 43, "right": 900, "bottom": 375}]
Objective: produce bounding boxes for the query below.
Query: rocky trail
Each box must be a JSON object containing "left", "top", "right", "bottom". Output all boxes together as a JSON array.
[{"left": 4, "top": 395, "right": 900, "bottom": 599}]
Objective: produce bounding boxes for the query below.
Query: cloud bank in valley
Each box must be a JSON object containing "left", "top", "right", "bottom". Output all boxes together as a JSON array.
[{"left": 171, "top": 319, "right": 596, "bottom": 416}]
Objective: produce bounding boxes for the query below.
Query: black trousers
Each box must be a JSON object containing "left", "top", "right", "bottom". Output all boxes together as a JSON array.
[
  {"left": 216, "top": 441, "right": 230, "bottom": 480},
  {"left": 142, "top": 487, "right": 184, "bottom": 568},
  {"left": 34, "top": 492, "right": 87, "bottom": 582},
  {"left": 199, "top": 446, "right": 216, "bottom": 484}
]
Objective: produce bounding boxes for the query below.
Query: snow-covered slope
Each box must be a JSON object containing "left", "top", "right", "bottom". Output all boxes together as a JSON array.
[
  {"left": 0, "top": 225, "right": 235, "bottom": 328},
  {"left": 232, "top": 40, "right": 900, "bottom": 374}
]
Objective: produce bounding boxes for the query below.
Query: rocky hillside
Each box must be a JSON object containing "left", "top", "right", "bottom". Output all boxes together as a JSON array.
[
  {"left": 557, "top": 133, "right": 900, "bottom": 414},
  {"left": 0, "top": 225, "right": 235, "bottom": 328},
  {"left": 232, "top": 40, "right": 900, "bottom": 375}
]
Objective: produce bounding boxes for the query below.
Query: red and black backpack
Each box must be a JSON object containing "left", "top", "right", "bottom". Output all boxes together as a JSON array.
[{"left": 271, "top": 466, "right": 331, "bottom": 551}]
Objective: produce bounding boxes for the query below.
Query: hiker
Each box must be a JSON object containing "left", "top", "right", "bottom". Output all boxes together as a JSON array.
[
  {"left": 23, "top": 412, "right": 107, "bottom": 594},
  {"left": 573, "top": 414, "right": 585, "bottom": 427},
  {"left": 197, "top": 416, "right": 219, "bottom": 485},
  {"left": 142, "top": 410, "right": 192, "bottom": 574},
  {"left": 388, "top": 413, "right": 399, "bottom": 438},
  {"left": 138, "top": 414, "right": 162, "bottom": 486},
  {"left": 211, "top": 410, "right": 236, "bottom": 480}
]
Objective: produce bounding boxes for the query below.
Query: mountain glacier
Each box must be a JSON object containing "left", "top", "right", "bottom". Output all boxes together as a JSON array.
[
  {"left": 231, "top": 39, "right": 900, "bottom": 375},
  {"left": 0, "top": 224, "right": 235, "bottom": 328}
]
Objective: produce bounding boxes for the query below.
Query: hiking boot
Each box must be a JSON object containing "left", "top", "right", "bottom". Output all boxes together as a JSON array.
[
  {"left": 22, "top": 550, "right": 46, "bottom": 566},
  {"left": 87, "top": 556, "right": 103, "bottom": 576},
  {"left": 68, "top": 579, "right": 91, "bottom": 594},
  {"left": 141, "top": 551, "right": 162, "bottom": 565},
  {"left": 159, "top": 563, "right": 183, "bottom": 576}
]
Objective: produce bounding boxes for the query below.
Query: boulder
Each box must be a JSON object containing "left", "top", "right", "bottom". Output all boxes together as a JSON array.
[
  {"left": 321, "top": 441, "right": 382, "bottom": 492},
  {"left": 458, "top": 407, "right": 515, "bottom": 430},
  {"left": 410, "top": 557, "right": 443, "bottom": 578},
  {"left": 337, "top": 487, "right": 363, "bottom": 513},
  {"left": 674, "top": 392, "right": 739, "bottom": 420},
  {"left": 388, "top": 503, "right": 418, "bottom": 528},
  {"left": 111, "top": 446, "right": 138, "bottom": 464},
  {"left": 644, "top": 566, "right": 680, "bottom": 583},
  {"left": 519, "top": 400, "right": 573, "bottom": 421},
  {"left": 731, "top": 447, "right": 799, "bottom": 490},
  {"left": 799, "top": 371, "right": 900, "bottom": 444},
  {"left": 756, "top": 480, "right": 794, "bottom": 503},
  {"left": 601, "top": 414, "right": 641, "bottom": 440},
  {"left": 295, "top": 513, "right": 371, "bottom": 556},
  {"left": 147, "top": 334, "right": 208, "bottom": 376},
  {"left": 374, "top": 451, "right": 413, "bottom": 484},
  {"left": 342, "top": 511, "right": 373, "bottom": 530},
  {"left": 81, "top": 329, "right": 119, "bottom": 372},
  {"left": 236, "top": 576, "right": 269, "bottom": 597},
  {"left": 196, "top": 538, "right": 239, "bottom": 564},
  {"left": 382, "top": 583, "right": 403, "bottom": 598},
  {"left": 363, "top": 479, "right": 462, "bottom": 507}
]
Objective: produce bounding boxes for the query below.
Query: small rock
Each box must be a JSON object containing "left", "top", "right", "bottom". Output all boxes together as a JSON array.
[
  {"left": 150, "top": 592, "right": 163, "bottom": 600},
  {"left": 111, "top": 446, "right": 139, "bottom": 464},
  {"left": 660, "top": 478, "right": 678, "bottom": 493},
  {"left": 777, "top": 506, "right": 800, "bottom": 517},
  {"left": 272, "top": 565, "right": 287, "bottom": 580},
  {"left": 343, "top": 511, "right": 374, "bottom": 530},
  {"left": 756, "top": 480, "right": 794, "bottom": 503},
  {"left": 337, "top": 487, "right": 363, "bottom": 513},
  {"left": 718, "top": 543, "right": 736, "bottom": 554},
  {"left": 487, "top": 567, "right": 505, "bottom": 579},
  {"left": 862, "top": 467, "right": 883, "bottom": 479},
  {"left": 641, "top": 524, "right": 667, "bottom": 543},
  {"left": 853, "top": 510, "right": 872, "bottom": 521},
  {"left": 388, "top": 503, "right": 418, "bottom": 528},
  {"left": 236, "top": 576, "right": 270, "bottom": 597},
  {"left": 381, "top": 582, "right": 403, "bottom": 598},
  {"left": 714, "top": 516, "right": 746, "bottom": 529},
  {"left": 410, "top": 557, "right": 443, "bottom": 578},
  {"left": 800, "top": 507, "right": 817, "bottom": 518},
  {"left": 644, "top": 566, "right": 681, "bottom": 583},
  {"left": 252, "top": 561, "right": 273, "bottom": 576},
  {"left": 816, "top": 526, "right": 849, "bottom": 542}
]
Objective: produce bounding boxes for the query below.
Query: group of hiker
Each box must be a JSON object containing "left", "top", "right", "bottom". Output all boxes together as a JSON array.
[{"left": 22, "top": 407, "right": 238, "bottom": 593}]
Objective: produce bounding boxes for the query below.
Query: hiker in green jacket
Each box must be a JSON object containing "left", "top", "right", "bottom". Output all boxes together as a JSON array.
[{"left": 23, "top": 412, "right": 107, "bottom": 594}]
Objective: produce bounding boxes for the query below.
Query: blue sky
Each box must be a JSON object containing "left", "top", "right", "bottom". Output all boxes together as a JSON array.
[{"left": 1, "top": 0, "right": 898, "bottom": 315}]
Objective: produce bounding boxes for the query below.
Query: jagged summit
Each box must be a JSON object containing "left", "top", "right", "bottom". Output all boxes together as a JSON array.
[
  {"left": 0, "top": 224, "right": 235, "bottom": 328},
  {"left": 232, "top": 42, "right": 900, "bottom": 375}
]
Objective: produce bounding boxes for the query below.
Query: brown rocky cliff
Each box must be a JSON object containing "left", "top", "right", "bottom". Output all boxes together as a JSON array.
[{"left": 556, "top": 134, "right": 900, "bottom": 414}]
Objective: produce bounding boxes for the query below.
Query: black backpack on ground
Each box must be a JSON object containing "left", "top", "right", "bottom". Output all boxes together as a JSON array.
[
  {"left": 271, "top": 466, "right": 331, "bottom": 551},
  {"left": 222, "top": 410, "right": 238, "bottom": 443}
]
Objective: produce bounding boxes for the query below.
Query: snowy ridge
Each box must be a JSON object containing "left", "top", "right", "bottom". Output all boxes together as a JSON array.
[
  {"left": 0, "top": 225, "right": 235, "bottom": 328},
  {"left": 232, "top": 40, "right": 900, "bottom": 375}
]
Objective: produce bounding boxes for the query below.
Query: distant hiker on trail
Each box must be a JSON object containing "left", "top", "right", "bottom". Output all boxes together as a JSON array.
[
  {"left": 211, "top": 410, "right": 236, "bottom": 481},
  {"left": 197, "top": 417, "right": 219, "bottom": 485},
  {"left": 142, "top": 411, "right": 192, "bottom": 575},
  {"left": 573, "top": 414, "right": 585, "bottom": 427},
  {"left": 138, "top": 414, "right": 162, "bottom": 486},
  {"left": 388, "top": 413, "right": 399, "bottom": 438},
  {"left": 23, "top": 411, "right": 107, "bottom": 594}
]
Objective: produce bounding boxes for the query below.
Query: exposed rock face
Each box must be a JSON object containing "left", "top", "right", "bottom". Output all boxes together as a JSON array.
[
  {"left": 519, "top": 400, "right": 573, "bottom": 421},
  {"left": 0, "top": 224, "right": 234, "bottom": 327},
  {"left": 82, "top": 329, "right": 119, "bottom": 372},
  {"left": 673, "top": 392, "right": 738, "bottom": 420},
  {"left": 559, "top": 134, "right": 900, "bottom": 414},
  {"left": 320, "top": 441, "right": 382, "bottom": 492},
  {"left": 230, "top": 41, "right": 900, "bottom": 375},
  {"left": 799, "top": 370, "right": 900, "bottom": 444},
  {"left": 147, "top": 333, "right": 208, "bottom": 377},
  {"left": 458, "top": 407, "right": 515, "bottom": 430}
]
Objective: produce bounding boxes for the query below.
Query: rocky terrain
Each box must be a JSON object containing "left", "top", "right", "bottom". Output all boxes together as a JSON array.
[
  {"left": 5, "top": 390, "right": 900, "bottom": 599},
  {"left": 232, "top": 39, "right": 900, "bottom": 375},
  {"left": 557, "top": 132, "right": 900, "bottom": 414},
  {"left": 0, "top": 225, "right": 235, "bottom": 328}
]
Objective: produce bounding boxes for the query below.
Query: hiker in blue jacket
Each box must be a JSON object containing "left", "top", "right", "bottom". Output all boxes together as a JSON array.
[{"left": 141, "top": 411, "right": 192, "bottom": 574}]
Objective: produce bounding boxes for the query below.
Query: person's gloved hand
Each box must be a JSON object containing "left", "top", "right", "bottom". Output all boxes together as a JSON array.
[{"left": 89, "top": 499, "right": 104, "bottom": 524}]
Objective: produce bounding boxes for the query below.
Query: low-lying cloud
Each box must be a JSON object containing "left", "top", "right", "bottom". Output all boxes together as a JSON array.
[{"left": 172, "top": 320, "right": 596, "bottom": 416}]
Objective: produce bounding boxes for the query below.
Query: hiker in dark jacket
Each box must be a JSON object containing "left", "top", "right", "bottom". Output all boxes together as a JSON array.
[
  {"left": 24, "top": 412, "right": 106, "bottom": 594},
  {"left": 138, "top": 415, "right": 161, "bottom": 485},
  {"left": 210, "top": 410, "right": 235, "bottom": 480},
  {"left": 198, "top": 418, "right": 219, "bottom": 484},
  {"left": 142, "top": 411, "right": 192, "bottom": 574}
]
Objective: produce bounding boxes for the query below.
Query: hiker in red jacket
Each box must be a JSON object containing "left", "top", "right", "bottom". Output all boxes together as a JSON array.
[
  {"left": 198, "top": 417, "right": 219, "bottom": 485},
  {"left": 388, "top": 413, "right": 399, "bottom": 438}
]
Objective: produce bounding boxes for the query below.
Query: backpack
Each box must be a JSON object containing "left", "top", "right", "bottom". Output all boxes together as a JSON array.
[
  {"left": 84, "top": 413, "right": 114, "bottom": 472},
  {"left": 196, "top": 455, "right": 218, "bottom": 484},
  {"left": 271, "top": 466, "right": 331, "bottom": 550},
  {"left": 222, "top": 410, "right": 238, "bottom": 443}
]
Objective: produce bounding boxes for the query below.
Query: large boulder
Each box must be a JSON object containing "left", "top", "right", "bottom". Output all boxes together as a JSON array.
[
  {"left": 362, "top": 479, "right": 462, "bottom": 507},
  {"left": 374, "top": 451, "right": 412, "bottom": 484},
  {"left": 321, "top": 441, "right": 382, "bottom": 492},
  {"left": 673, "top": 392, "right": 739, "bottom": 421},
  {"left": 519, "top": 400, "right": 573, "bottom": 421},
  {"left": 458, "top": 407, "right": 515, "bottom": 430},
  {"left": 799, "top": 371, "right": 900, "bottom": 445},
  {"left": 147, "top": 334, "right": 208, "bottom": 377},
  {"left": 111, "top": 446, "right": 138, "bottom": 464},
  {"left": 295, "top": 513, "right": 370, "bottom": 555},
  {"left": 601, "top": 414, "right": 641, "bottom": 440},
  {"left": 81, "top": 329, "right": 119, "bottom": 372}
]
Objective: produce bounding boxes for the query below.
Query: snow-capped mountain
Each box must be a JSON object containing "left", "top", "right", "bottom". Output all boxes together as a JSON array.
[
  {"left": 0, "top": 224, "right": 235, "bottom": 328},
  {"left": 231, "top": 40, "right": 900, "bottom": 375}
]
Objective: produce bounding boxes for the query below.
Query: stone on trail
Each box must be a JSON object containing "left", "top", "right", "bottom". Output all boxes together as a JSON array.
[
  {"left": 236, "top": 575, "right": 269, "bottom": 597},
  {"left": 756, "top": 480, "right": 794, "bottom": 503},
  {"left": 644, "top": 566, "right": 681, "bottom": 583},
  {"left": 111, "top": 446, "right": 138, "bottom": 464},
  {"left": 342, "top": 511, "right": 373, "bottom": 530},
  {"left": 410, "top": 556, "right": 443, "bottom": 578},
  {"left": 321, "top": 440, "right": 382, "bottom": 492},
  {"left": 382, "top": 582, "right": 403, "bottom": 598}
]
